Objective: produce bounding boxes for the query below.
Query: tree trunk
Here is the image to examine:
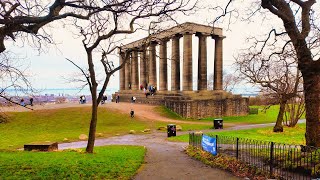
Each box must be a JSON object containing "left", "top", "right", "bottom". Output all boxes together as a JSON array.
[
  {"left": 86, "top": 51, "right": 99, "bottom": 153},
  {"left": 273, "top": 99, "right": 286, "bottom": 132},
  {"left": 86, "top": 95, "right": 98, "bottom": 153},
  {"left": 0, "top": 35, "right": 5, "bottom": 53},
  {"left": 303, "top": 72, "right": 320, "bottom": 147}
]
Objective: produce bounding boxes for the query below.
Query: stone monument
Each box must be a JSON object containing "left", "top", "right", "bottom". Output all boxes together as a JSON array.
[{"left": 114, "top": 22, "right": 248, "bottom": 118}]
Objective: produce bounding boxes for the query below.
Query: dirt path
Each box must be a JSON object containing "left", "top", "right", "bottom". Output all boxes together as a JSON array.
[
  {"left": 103, "top": 102, "right": 213, "bottom": 125},
  {"left": 59, "top": 132, "right": 240, "bottom": 180},
  {"left": 1, "top": 102, "right": 212, "bottom": 125}
]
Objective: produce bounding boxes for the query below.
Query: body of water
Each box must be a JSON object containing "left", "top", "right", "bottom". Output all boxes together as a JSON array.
[{"left": 4, "top": 88, "right": 119, "bottom": 97}]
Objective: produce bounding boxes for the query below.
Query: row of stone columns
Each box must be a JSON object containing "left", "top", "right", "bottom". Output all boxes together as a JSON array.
[{"left": 119, "top": 33, "right": 223, "bottom": 92}]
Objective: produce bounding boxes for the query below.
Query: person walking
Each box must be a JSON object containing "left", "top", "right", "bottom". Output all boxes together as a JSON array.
[
  {"left": 29, "top": 97, "right": 34, "bottom": 106},
  {"left": 130, "top": 109, "right": 134, "bottom": 118},
  {"left": 116, "top": 94, "right": 120, "bottom": 103}
]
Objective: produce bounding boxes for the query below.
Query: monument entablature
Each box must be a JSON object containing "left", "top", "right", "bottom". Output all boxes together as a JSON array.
[{"left": 120, "top": 22, "right": 224, "bottom": 51}]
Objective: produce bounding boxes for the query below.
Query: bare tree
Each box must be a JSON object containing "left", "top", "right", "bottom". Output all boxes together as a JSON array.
[
  {"left": 0, "top": 51, "right": 34, "bottom": 110},
  {"left": 211, "top": 0, "right": 320, "bottom": 146},
  {"left": 284, "top": 94, "right": 305, "bottom": 127},
  {"left": 0, "top": 0, "right": 127, "bottom": 53},
  {"left": 66, "top": 0, "right": 196, "bottom": 153},
  {"left": 0, "top": 1, "right": 131, "bottom": 108},
  {"left": 236, "top": 43, "right": 303, "bottom": 132},
  {"left": 208, "top": 71, "right": 241, "bottom": 92}
]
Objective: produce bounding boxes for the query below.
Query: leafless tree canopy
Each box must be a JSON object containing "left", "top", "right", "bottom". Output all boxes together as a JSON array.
[
  {"left": 236, "top": 43, "right": 304, "bottom": 131},
  {"left": 0, "top": 0, "right": 165, "bottom": 53},
  {"left": 64, "top": 0, "right": 197, "bottom": 153},
  {"left": 213, "top": 0, "right": 319, "bottom": 142},
  {"left": 0, "top": 51, "right": 34, "bottom": 106}
]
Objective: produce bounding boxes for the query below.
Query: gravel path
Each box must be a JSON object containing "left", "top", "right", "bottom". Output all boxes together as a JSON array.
[{"left": 59, "top": 131, "right": 240, "bottom": 180}]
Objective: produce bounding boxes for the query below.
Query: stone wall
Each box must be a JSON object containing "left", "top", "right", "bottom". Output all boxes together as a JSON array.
[
  {"left": 114, "top": 91, "right": 249, "bottom": 118},
  {"left": 164, "top": 96, "right": 249, "bottom": 119}
]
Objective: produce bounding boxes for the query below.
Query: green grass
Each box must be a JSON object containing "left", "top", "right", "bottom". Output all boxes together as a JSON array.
[
  {"left": 0, "top": 107, "right": 150, "bottom": 149},
  {"left": 154, "top": 106, "right": 183, "bottom": 120},
  {"left": 203, "top": 105, "right": 280, "bottom": 124},
  {"left": 0, "top": 145, "right": 145, "bottom": 179},
  {"left": 170, "top": 123, "right": 306, "bottom": 145},
  {"left": 209, "top": 123, "right": 306, "bottom": 145},
  {"left": 157, "top": 105, "right": 305, "bottom": 125},
  {"left": 156, "top": 105, "right": 283, "bottom": 124}
]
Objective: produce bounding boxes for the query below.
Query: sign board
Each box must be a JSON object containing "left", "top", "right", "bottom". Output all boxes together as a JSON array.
[{"left": 201, "top": 135, "right": 217, "bottom": 156}]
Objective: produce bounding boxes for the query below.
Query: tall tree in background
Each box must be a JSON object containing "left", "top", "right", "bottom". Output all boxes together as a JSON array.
[
  {"left": 213, "top": 0, "right": 320, "bottom": 146},
  {"left": 236, "top": 44, "right": 303, "bottom": 132},
  {"left": 260, "top": 0, "right": 320, "bottom": 147},
  {"left": 67, "top": 0, "right": 196, "bottom": 153}
]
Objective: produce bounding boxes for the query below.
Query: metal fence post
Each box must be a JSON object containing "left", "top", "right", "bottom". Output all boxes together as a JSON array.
[
  {"left": 201, "top": 133, "right": 203, "bottom": 150},
  {"left": 270, "top": 142, "right": 274, "bottom": 177},
  {"left": 236, "top": 137, "right": 239, "bottom": 160},
  {"left": 216, "top": 135, "right": 218, "bottom": 153}
]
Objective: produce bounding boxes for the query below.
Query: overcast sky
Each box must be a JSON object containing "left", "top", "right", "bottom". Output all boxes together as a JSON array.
[{"left": 5, "top": 0, "right": 286, "bottom": 95}]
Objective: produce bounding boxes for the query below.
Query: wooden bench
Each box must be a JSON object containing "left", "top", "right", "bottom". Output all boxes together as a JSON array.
[{"left": 24, "top": 142, "right": 58, "bottom": 151}]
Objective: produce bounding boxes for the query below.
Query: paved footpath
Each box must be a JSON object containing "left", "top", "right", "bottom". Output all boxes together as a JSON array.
[{"left": 59, "top": 131, "right": 240, "bottom": 180}]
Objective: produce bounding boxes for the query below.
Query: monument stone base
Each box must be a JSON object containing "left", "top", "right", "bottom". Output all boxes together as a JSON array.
[{"left": 113, "top": 90, "right": 249, "bottom": 119}]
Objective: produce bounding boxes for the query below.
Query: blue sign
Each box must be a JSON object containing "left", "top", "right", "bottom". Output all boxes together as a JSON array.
[{"left": 201, "top": 135, "right": 217, "bottom": 156}]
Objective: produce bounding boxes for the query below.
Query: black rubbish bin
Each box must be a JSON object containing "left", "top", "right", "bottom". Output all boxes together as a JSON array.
[
  {"left": 167, "top": 124, "right": 176, "bottom": 137},
  {"left": 213, "top": 119, "right": 223, "bottom": 129}
]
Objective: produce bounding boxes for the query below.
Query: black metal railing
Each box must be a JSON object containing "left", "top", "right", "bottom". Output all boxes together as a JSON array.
[{"left": 189, "top": 133, "right": 320, "bottom": 179}]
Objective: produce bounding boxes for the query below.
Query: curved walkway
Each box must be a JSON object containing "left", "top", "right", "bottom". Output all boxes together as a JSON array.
[
  {"left": 5, "top": 102, "right": 297, "bottom": 179},
  {"left": 59, "top": 131, "right": 240, "bottom": 180}
]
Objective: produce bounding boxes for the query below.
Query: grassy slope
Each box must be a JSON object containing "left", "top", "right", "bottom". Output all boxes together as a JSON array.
[
  {"left": 0, "top": 107, "right": 149, "bottom": 149},
  {"left": 156, "top": 105, "right": 281, "bottom": 124},
  {"left": 157, "top": 105, "right": 305, "bottom": 125},
  {"left": 169, "top": 123, "right": 306, "bottom": 145},
  {"left": 203, "top": 105, "right": 280, "bottom": 124},
  {"left": 208, "top": 123, "right": 306, "bottom": 145},
  {"left": 154, "top": 106, "right": 184, "bottom": 120},
  {"left": 0, "top": 145, "right": 145, "bottom": 179}
]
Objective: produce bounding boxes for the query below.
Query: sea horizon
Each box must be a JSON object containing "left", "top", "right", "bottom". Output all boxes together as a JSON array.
[{"left": 5, "top": 87, "right": 119, "bottom": 97}]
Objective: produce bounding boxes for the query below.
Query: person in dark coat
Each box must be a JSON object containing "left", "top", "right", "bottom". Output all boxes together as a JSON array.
[
  {"left": 29, "top": 97, "right": 34, "bottom": 106},
  {"left": 130, "top": 109, "right": 134, "bottom": 118}
]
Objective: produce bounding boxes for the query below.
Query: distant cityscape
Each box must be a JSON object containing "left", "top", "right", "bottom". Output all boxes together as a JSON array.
[
  {"left": 0, "top": 87, "right": 258, "bottom": 106},
  {"left": 0, "top": 88, "right": 117, "bottom": 106}
]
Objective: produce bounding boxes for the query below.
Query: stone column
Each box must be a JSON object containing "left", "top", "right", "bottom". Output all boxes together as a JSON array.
[
  {"left": 183, "top": 32, "right": 193, "bottom": 91},
  {"left": 149, "top": 41, "right": 157, "bottom": 86},
  {"left": 214, "top": 36, "right": 223, "bottom": 90},
  {"left": 171, "top": 34, "right": 182, "bottom": 91},
  {"left": 196, "top": 33, "right": 207, "bottom": 91},
  {"left": 119, "top": 52, "right": 125, "bottom": 91},
  {"left": 124, "top": 53, "right": 131, "bottom": 90},
  {"left": 159, "top": 39, "right": 168, "bottom": 91},
  {"left": 139, "top": 48, "right": 147, "bottom": 88},
  {"left": 131, "top": 50, "right": 139, "bottom": 90}
]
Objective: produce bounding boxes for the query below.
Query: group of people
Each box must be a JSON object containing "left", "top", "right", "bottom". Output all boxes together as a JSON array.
[
  {"left": 101, "top": 95, "right": 108, "bottom": 104},
  {"left": 79, "top": 95, "right": 86, "bottom": 104},
  {"left": 20, "top": 97, "right": 33, "bottom": 107},
  {"left": 142, "top": 84, "right": 156, "bottom": 98}
]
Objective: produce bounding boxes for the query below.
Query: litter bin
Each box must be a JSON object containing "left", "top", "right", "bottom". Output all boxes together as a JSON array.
[
  {"left": 213, "top": 119, "right": 223, "bottom": 129},
  {"left": 167, "top": 124, "right": 176, "bottom": 137}
]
